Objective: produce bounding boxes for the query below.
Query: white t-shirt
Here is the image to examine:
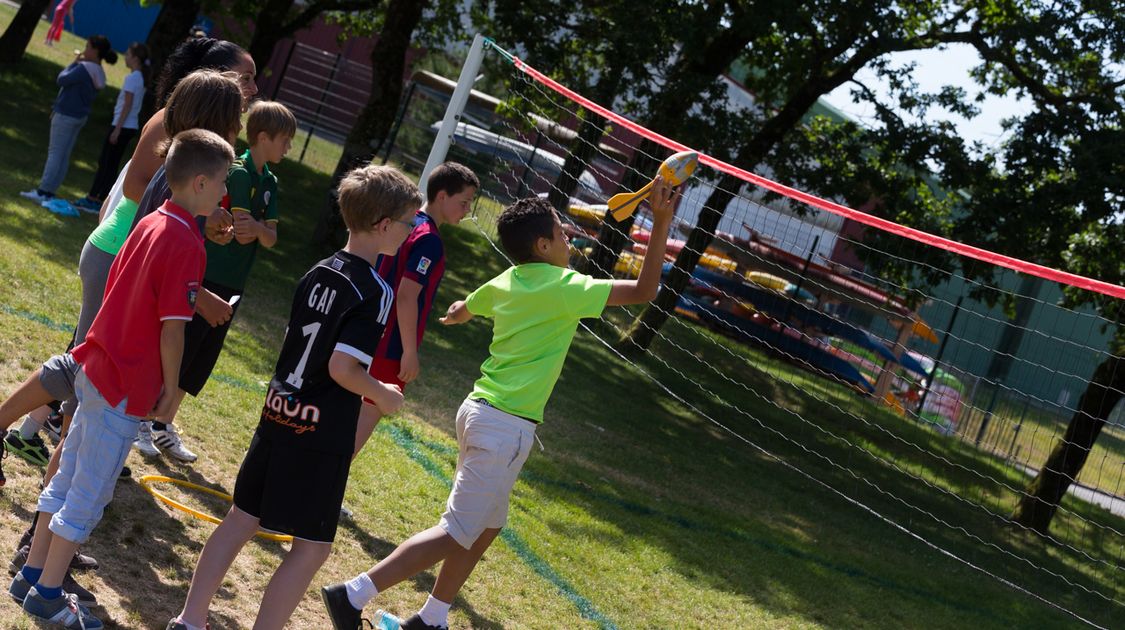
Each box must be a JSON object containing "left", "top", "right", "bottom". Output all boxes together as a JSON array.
[{"left": 112, "top": 70, "right": 145, "bottom": 130}]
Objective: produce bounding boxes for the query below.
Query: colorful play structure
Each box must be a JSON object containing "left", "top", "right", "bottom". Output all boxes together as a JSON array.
[{"left": 564, "top": 201, "right": 963, "bottom": 432}]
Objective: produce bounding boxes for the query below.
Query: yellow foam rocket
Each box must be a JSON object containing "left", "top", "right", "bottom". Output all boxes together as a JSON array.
[{"left": 607, "top": 150, "right": 698, "bottom": 221}]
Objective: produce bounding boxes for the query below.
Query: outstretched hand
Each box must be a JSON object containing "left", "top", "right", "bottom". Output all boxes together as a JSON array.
[{"left": 648, "top": 176, "right": 680, "bottom": 225}]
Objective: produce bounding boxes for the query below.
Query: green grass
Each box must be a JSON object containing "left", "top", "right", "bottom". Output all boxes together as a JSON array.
[{"left": 1, "top": 8, "right": 1123, "bottom": 628}]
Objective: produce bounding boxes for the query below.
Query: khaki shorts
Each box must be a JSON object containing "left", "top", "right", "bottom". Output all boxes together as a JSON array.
[{"left": 439, "top": 398, "right": 536, "bottom": 549}]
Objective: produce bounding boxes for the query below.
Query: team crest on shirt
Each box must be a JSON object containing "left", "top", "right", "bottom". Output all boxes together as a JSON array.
[
  {"left": 186, "top": 282, "right": 199, "bottom": 308},
  {"left": 417, "top": 257, "right": 432, "bottom": 275}
]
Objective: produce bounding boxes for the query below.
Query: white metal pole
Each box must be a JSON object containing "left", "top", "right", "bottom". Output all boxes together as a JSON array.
[{"left": 419, "top": 33, "right": 486, "bottom": 193}]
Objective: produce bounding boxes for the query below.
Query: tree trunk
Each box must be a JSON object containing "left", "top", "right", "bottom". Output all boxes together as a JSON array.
[
  {"left": 0, "top": 0, "right": 51, "bottom": 64},
  {"left": 621, "top": 74, "right": 833, "bottom": 352},
  {"left": 143, "top": 0, "right": 202, "bottom": 118},
  {"left": 546, "top": 112, "right": 605, "bottom": 212},
  {"left": 1012, "top": 349, "right": 1124, "bottom": 534},
  {"left": 246, "top": 0, "right": 296, "bottom": 74},
  {"left": 316, "top": 0, "right": 427, "bottom": 246},
  {"left": 619, "top": 174, "right": 738, "bottom": 354}
]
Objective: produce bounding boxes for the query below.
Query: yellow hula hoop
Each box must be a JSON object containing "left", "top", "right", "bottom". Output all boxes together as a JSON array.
[{"left": 138, "top": 475, "right": 293, "bottom": 543}]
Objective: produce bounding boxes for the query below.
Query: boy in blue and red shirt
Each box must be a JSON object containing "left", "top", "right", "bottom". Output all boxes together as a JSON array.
[
  {"left": 353, "top": 162, "right": 479, "bottom": 454},
  {"left": 7, "top": 130, "right": 235, "bottom": 630}
]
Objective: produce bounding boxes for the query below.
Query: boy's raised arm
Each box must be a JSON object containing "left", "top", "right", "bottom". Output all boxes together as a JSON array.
[{"left": 607, "top": 176, "right": 680, "bottom": 307}]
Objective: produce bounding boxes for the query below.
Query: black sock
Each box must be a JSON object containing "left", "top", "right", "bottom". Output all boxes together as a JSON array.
[{"left": 152, "top": 422, "right": 168, "bottom": 431}]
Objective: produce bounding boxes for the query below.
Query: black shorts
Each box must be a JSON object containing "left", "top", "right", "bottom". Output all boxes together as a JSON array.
[
  {"left": 180, "top": 280, "right": 240, "bottom": 396},
  {"left": 232, "top": 431, "right": 352, "bottom": 543}
]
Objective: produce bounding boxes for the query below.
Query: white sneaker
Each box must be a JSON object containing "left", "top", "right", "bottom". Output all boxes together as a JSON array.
[
  {"left": 19, "top": 190, "right": 46, "bottom": 203},
  {"left": 132, "top": 421, "right": 160, "bottom": 457},
  {"left": 152, "top": 425, "right": 198, "bottom": 462}
]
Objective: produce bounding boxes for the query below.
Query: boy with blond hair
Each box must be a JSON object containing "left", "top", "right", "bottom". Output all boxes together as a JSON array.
[
  {"left": 140, "top": 100, "right": 298, "bottom": 462},
  {"left": 321, "top": 178, "right": 680, "bottom": 630},
  {"left": 9, "top": 129, "right": 235, "bottom": 630},
  {"left": 168, "top": 165, "right": 422, "bottom": 630}
]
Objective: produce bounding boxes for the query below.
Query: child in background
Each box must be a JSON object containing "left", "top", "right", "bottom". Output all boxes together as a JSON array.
[
  {"left": 8, "top": 129, "right": 235, "bottom": 630},
  {"left": 44, "top": 0, "right": 77, "bottom": 47},
  {"left": 20, "top": 35, "right": 117, "bottom": 205},
  {"left": 353, "top": 162, "right": 478, "bottom": 456},
  {"left": 137, "top": 100, "right": 297, "bottom": 463},
  {"left": 168, "top": 165, "right": 418, "bottom": 630},
  {"left": 321, "top": 180, "right": 679, "bottom": 630},
  {"left": 74, "top": 42, "right": 150, "bottom": 213}
]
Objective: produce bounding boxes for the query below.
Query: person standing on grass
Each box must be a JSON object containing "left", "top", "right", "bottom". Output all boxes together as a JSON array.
[
  {"left": 135, "top": 100, "right": 297, "bottom": 463},
  {"left": 352, "top": 162, "right": 478, "bottom": 457},
  {"left": 8, "top": 129, "right": 235, "bottom": 630},
  {"left": 8, "top": 38, "right": 256, "bottom": 456},
  {"left": 20, "top": 35, "right": 116, "bottom": 205},
  {"left": 168, "top": 165, "right": 416, "bottom": 630},
  {"left": 44, "top": 0, "right": 77, "bottom": 47},
  {"left": 320, "top": 179, "right": 680, "bottom": 630},
  {"left": 73, "top": 42, "right": 150, "bottom": 214}
]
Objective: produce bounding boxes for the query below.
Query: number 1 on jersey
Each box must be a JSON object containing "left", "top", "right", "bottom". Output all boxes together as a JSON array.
[{"left": 285, "top": 322, "right": 321, "bottom": 388}]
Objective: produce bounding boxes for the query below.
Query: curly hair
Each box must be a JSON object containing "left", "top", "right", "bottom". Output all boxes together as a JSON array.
[
  {"left": 497, "top": 197, "right": 558, "bottom": 263},
  {"left": 154, "top": 37, "right": 247, "bottom": 108}
]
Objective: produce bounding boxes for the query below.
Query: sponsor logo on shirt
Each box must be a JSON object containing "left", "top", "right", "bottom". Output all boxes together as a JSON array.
[
  {"left": 331, "top": 257, "right": 344, "bottom": 271},
  {"left": 263, "top": 190, "right": 271, "bottom": 206},
  {"left": 262, "top": 386, "right": 321, "bottom": 434},
  {"left": 417, "top": 257, "right": 432, "bottom": 275}
]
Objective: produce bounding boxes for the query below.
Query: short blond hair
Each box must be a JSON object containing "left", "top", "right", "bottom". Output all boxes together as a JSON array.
[
  {"left": 247, "top": 100, "right": 297, "bottom": 143},
  {"left": 337, "top": 165, "right": 423, "bottom": 232},
  {"left": 165, "top": 129, "right": 236, "bottom": 188}
]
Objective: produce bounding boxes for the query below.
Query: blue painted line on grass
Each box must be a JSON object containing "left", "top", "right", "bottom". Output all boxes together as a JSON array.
[
  {"left": 0, "top": 305, "right": 74, "bottom": 333},
  {"left": 382, "top": 422, "right": 619, "bottom": 630},
  {"left": 402, "top": 429, "right": 1017, "bottom": 625}
]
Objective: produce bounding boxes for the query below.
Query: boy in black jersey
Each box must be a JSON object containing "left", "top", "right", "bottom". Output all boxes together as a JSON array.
[{"left": 168, "top": 165, "right": 421, "bottom": 630}]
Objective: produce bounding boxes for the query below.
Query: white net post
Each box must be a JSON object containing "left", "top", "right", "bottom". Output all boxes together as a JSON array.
[{"left": 418, "top": 34, "right": 487, "bottom": 193}]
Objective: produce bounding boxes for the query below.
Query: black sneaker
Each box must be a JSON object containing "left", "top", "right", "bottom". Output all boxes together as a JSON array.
[
  {"left": 0, "top": 431, "right": 6, "bottom": 487},
  {"left": 62, "top": 570, "right": 97, "bottom": 607},
  {"left": 401, "top": 613, "right": 448, "bottom": 630},
  {"left": 9, "top": 545, "right": 98, "bottom": 576},
  {"left": 4, "top": 430, "right": 49, "bottom": 466},
  {"left": 320, "top": 582, "right": 364, "bottom": 630},
  {"left": 44, "top": 414, "right": 64, "bottom": 445}
]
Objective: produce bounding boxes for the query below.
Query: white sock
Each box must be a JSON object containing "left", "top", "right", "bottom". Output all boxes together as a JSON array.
[
  {"left": 417, "top": 595, "right": 451, "bottom": 628},
  {"left": 345, "top": 572, "right": 378, "bottom": 610},
  {"left": 174, "top": 617, "right": 205, "bottom": 630},
  {"left": 17, "top": 415, "right": 44, "bottom": 438}
]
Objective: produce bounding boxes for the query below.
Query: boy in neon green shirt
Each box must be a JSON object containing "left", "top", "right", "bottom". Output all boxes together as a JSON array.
[{"left": 321, "top": 178, "right": 680, "bottom": 630}]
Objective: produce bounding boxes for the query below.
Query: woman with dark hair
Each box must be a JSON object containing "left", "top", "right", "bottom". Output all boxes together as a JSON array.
[{"left": 19, "top": 35, "right": 118, "bottom": 205}]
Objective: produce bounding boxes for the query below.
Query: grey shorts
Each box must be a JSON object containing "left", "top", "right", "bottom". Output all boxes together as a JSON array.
[{"left": 39, "top": 353, "right": 80, "bottom": 416}]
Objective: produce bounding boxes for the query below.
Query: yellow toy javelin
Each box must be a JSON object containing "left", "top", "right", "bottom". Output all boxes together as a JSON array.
[{"left": 607, "top": 150, "right": 698, "bottom": 221}]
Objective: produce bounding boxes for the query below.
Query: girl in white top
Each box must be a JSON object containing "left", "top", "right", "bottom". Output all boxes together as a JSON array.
[{"left": 74, "top": 42, "right": 150, "bottom": 212}]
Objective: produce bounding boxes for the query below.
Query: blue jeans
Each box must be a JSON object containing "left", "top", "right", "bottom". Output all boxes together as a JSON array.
[
  {"left": 37, "top": 368, "right": 140, "bottom": 544},
  {"left": 38, "top": 112, "right": 87, "bottom": 194}
]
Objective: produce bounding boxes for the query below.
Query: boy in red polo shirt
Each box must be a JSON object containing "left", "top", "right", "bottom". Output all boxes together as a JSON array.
[
  {"left": 8, "top": 129, "right": 235, "bottom": 630},
  {"left": 353, "top": 162, "right": 478, "bottom": 455}
]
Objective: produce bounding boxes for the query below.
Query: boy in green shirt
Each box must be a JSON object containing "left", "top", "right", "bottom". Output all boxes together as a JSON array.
[
  {"left": 321, "top": 177, "right": 680, "bottom": 630},
  {"left": 136, "top": 101, "right": 297, "bottom": 462}
]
